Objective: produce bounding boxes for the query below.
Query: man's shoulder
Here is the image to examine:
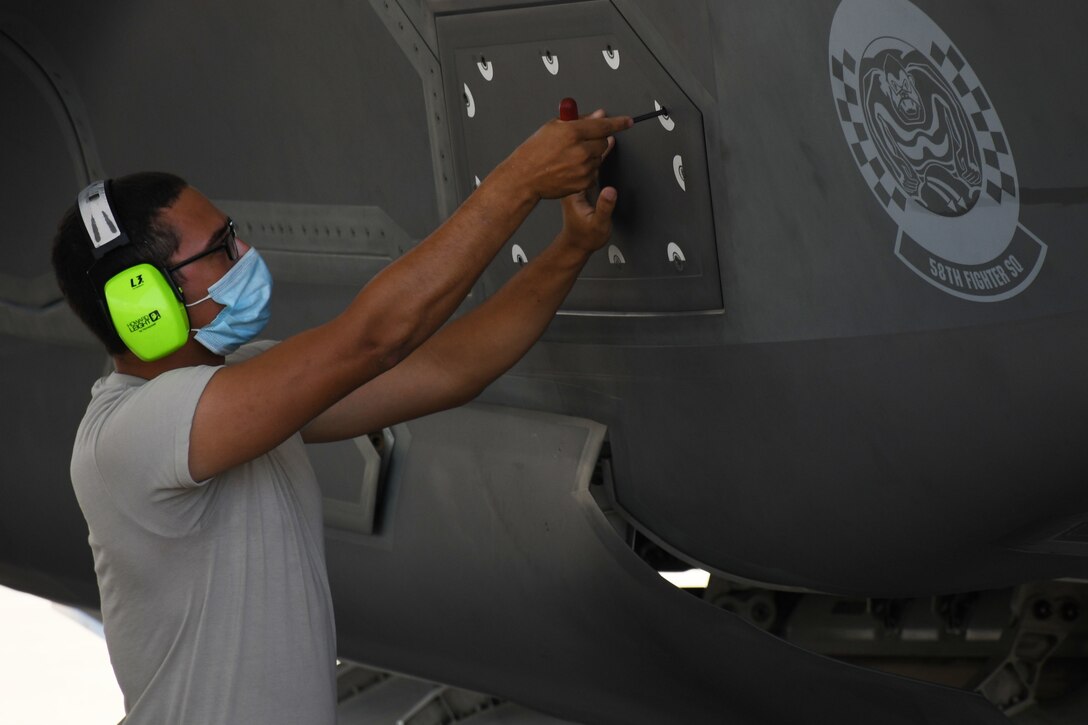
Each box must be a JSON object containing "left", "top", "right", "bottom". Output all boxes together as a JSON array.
[
  {"left": 81, "top": 339, "right": 278, "bottom": 445},
  {"left": 91, "top": 366, "right": 208, "bottom": 400},
  {"left": 74, "top": 363, "right": 224, "bottom": 500},
  {"left": 85, "top": 365, "right": 222, "bottom": 431},
  {"left": 81, "top": 339, "right": 277, "bottom": 438}
]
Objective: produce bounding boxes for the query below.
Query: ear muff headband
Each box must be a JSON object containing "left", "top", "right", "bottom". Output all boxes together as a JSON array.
[{"left": 78, "top": 180, "right": 190, "bottom": 362}]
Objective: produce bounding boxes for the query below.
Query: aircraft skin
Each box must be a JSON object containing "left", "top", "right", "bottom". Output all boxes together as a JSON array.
[{"left": 1, "top": 0, "right": 1086, "bottom": 722}]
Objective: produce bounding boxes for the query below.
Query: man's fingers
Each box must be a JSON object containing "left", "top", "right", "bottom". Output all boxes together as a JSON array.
[
  {"left": 584, "top": 137, "right": 610, "bottom": 160},
  {"left": 602, "top": 135, "right": 616, "bottom": 161},
  {"left": 572, "top": 114, "right": 627, "bottom": 174},
  {"left": 572, "top": 115, "right": 633, "bottom": 139}
]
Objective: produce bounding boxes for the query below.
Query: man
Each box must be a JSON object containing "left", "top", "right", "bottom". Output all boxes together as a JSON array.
[{"left": 51, "top": 109, "right": 631, "bottom": 724}]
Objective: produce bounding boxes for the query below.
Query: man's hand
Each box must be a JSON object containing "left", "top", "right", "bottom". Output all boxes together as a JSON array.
[
  {"left": 558, "top": 185, "right": 618, "bottom": 255},
  {"left": 500, "top": 108, "right": 631, "bottom": 201}
]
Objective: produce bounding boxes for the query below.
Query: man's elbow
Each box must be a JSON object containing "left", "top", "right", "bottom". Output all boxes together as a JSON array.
[{"left": 354, "top": 319, "right": 416, "bottom": 374}]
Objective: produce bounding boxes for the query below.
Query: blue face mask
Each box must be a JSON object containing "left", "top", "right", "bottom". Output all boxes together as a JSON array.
[{"left": 185, "top": 248, "right": 273, "bottom": 356}]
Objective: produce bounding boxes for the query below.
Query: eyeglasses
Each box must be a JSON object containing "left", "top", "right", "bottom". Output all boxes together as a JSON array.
[{"left": 166, "top": 218, "right": 239, "bottom": 279}]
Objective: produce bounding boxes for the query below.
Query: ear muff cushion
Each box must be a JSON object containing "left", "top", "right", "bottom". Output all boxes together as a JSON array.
[{"left": 104, "top": 263, "right": 189, "bottom": 361}]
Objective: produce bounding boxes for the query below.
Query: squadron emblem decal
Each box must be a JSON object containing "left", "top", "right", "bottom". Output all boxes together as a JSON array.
[{"left": 829, "top": 0, "right": 1046, "bottom": 301}]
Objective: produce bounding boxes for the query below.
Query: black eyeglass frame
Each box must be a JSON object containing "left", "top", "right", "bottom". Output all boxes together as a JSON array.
[{"left": 166, "top": 218, "right": 239, "bottom": 282}]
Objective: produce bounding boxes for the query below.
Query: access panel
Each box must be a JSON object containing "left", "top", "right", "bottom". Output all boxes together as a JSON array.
[{"left": 436, "top": 0, "right": 722, "bottom": 314}]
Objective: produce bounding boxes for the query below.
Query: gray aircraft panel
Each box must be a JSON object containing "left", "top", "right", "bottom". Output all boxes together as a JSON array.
[
  {"left": 494, "top": 310, "right": 1088, "bottom": 596},
  {"left": 0, "top": 336, "right": 102, "bottom": 606},
  {"left": 2, "top": 0, "right": 443, "bottom": 241},
  {"left": 415, "top": 0, "right": 1088, "bottom": 595},
  {"left": 326, "top": 404, "right": 1004, "bottom": 724},
  {"left": 436, "top": 1, "right": 724, "bottom": 314}
]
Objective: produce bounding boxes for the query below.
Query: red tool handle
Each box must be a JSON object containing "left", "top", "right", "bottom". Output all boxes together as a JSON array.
[{"left": 559, "top": 97, "right": 579, "bottom": 121}]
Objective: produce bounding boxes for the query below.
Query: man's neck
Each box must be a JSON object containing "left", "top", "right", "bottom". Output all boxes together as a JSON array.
[{"left": 112, "top": 340, "right": 225, "bottom": 380}]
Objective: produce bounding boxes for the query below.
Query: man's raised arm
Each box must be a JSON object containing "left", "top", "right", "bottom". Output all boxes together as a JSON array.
[
  {"left": 301, "top": 181, "right": 620, "bottom": 443},
  {"left": 189, "top": 112, "right": 632, "bottom": 481}
]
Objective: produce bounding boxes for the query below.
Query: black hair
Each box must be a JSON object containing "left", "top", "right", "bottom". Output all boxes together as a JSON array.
[{"left": 52, "top": 172, "right": 188, "bottom": 355}]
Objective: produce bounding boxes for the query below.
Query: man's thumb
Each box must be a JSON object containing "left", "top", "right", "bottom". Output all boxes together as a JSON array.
[{"left": 595, "top": 186, "right": 618, "bottom": 220}]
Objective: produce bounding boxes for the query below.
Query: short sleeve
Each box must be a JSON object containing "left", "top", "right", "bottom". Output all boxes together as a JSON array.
[{"left": 93, "top": 365, "right": 220, "bottom": 535}]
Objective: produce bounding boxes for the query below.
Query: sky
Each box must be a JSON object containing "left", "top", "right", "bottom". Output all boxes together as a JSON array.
[{"left": 0, "top": 586, "right": 124, "bottom": 724}]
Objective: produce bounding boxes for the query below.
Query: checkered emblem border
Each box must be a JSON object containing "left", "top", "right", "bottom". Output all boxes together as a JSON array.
[{"left": 830, "top": 40, "right": 1017, "bottom": 214}]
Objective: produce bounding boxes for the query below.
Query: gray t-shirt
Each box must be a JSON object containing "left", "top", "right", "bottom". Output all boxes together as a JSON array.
[{"left": 70, "top": 341, "right": 337, "bottom": 724}]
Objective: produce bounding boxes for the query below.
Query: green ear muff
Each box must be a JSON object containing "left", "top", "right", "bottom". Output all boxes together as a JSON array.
[{"left": 103, "top": 263, "right": 189, "bottom": 362}]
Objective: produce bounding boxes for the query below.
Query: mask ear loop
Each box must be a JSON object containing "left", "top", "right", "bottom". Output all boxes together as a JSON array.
[
  {"left": 184, "top": 247, "right": 255, "bottom": 309},
  {"left": 184, "top": 247, "right": 252, "bottom": 345}
]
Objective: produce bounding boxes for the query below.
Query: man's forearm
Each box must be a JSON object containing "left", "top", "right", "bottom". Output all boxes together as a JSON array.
[
  {"left": 297, "top": 174, "right": 620, "bottom": 444},
  {"left": 333, "top": 113, "right": 628, "bottom": 373},
  {"left": 341, "top": 162, "right": 539, "bottom": 369},
  {"left": 297, "top": 232, "right": 592, "bottom": 444},
  {"left": 422, "top": 233, "right": 592, "bottom": 399}
]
